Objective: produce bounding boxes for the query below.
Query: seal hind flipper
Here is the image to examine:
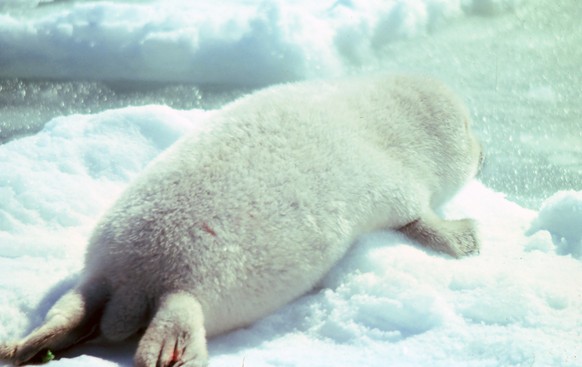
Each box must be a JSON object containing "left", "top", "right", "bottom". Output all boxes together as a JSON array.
[
  {"left": 11, "top": 280, "right": 108, "bottom": 365},
  {"left": 0, "top": 343, "right": 16, "bottom": 362},
  {"left": 135, "top": 292, "right": 208, "bottom": 367}
]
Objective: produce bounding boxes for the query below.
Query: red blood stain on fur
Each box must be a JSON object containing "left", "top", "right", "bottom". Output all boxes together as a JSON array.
[{"left": 202, "top": 222, "right": 217, "bottom": 237}]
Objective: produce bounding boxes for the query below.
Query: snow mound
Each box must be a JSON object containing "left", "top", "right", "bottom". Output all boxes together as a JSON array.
[
  {"left": 0, "top": 0, "right": 522, "bottom": 85},
  {"left": 527, "top": 190, "right": 582, "bottom": 259}
]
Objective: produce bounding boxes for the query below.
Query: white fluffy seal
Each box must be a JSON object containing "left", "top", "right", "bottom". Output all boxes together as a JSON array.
[{"left": 1, "top": 75, "right": 482, "bottom": 367}]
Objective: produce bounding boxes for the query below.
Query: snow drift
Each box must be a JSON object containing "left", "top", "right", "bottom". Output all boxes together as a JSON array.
[{"left": 1, "top": 0, "right": 522, "bottom": 86}]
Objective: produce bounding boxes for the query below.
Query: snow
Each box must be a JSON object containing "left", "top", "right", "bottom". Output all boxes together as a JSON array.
[
  {"left": 0, "top": 0, "right": 521, "bottom": 85},
  {"left": 1, "top": 0, "right": 581, "bottom": 366},
  {"left": 527, "top": 191, "right": 582, "bottom": 258}
]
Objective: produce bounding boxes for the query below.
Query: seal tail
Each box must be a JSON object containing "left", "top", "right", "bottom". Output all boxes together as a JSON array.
[{"left": 9, "top": 279, "right": 108, "bottom": 366}]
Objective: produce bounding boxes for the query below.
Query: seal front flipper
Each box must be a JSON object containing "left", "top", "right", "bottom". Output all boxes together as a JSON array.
[
  {"left": 399, "top": 211, "right": 480, "bottom": 258},
  {"left": 11, "top": 279, "right": 108, "bottom": 365},
  {"left": 135, "top": 292, "right": 208, "bottom": 367}
]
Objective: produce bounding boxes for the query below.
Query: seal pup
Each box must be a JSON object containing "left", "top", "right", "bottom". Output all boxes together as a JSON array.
[{"left": 0, "top": 75, "right": 482, "bottom": 367}]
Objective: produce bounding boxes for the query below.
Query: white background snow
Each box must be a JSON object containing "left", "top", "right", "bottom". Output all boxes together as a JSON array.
[{"left": 0, "top": 0, "right": 581, "bottom": 366}]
